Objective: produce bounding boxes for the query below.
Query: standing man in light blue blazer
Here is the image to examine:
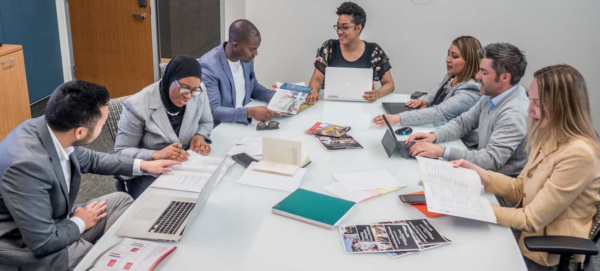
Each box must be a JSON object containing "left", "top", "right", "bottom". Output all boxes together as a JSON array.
[{"left": 199, "top": 19, "right": 278, "bottom": 126}]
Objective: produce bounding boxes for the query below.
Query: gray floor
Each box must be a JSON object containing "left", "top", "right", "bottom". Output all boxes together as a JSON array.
[{"left": 30, "top": 99, "right": 600, "bottom": 270}]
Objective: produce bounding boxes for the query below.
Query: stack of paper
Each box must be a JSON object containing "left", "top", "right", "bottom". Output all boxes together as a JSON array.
[
  {"left": 323, "top": 170, "right": 406, "bottom": 203},
  {"left": 226, "top": 136, "right": 263, "bottom": 159},
  {"left": 237, "top": 162, "right": 307, "bottom": 192},
  {"left": 150, "top": 151, "right": 235, "bottom": 193}
]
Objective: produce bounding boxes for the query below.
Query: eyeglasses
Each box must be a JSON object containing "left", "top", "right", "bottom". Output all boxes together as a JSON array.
[
  {"left": 257, "top": 121, "right": 280, "bottom": 131},
  {"left": 175, "top": 79, "right": 205, "bottom": 97},
  {"left": 333, "top": 25, "right": 356, "bottom": 32}
]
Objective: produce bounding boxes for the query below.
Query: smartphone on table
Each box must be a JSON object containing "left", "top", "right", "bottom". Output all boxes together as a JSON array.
[
  {"left": 232, "top": 153, "right": 258, "bottom": 168},
  {"left": 399, "top": 194, "right": 426, "bottom": 205}
]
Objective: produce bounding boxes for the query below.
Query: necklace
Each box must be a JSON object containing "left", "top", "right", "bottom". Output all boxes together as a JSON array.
[
  {"left": 442, "top": 77, "right": 455, "bottom": 94},
  {"left": 165, "top": 108, "right": 181, "bottom": 116}
]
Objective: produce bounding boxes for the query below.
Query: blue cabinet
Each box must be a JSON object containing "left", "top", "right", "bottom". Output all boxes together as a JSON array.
[{"left": 0, "top": 0, "right": 64, "bottom": 103}]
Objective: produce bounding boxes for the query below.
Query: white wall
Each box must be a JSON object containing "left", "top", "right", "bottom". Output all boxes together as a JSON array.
[
  {"left": 222, "top": 0, "right": 246, "bottom": 41},
  {"left": 226, "top": 0, "right": 600, "bottom": 129},
  {"left": 55, "top": 0, "right": 73, "bottom": 82}
]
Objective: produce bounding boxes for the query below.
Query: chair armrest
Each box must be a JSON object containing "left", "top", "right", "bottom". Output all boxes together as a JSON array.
[
  {"left": 524, "top": 236, "right": 599, "bottom": 256},
  {"left": 115, "top": 175, "right": 127, "bottom": 182}
]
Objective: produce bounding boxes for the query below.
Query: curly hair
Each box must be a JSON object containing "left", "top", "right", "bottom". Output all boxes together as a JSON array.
[{"left": 336, "top": 2, "right": 366, "bottom": 32}]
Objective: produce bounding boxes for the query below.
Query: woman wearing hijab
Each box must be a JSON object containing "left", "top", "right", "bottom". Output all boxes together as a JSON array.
[{"left": 114, "top": 55, "right": 214, "bottom": 199}]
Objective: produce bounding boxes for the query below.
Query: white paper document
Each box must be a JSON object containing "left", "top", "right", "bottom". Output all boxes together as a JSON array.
[
  {"left": 226, "top": 137, "right": 263, "bottom": 158},
  {"left": 152, "top": 171, "right": 217, "bottom": 193},
  {"left": 171, "top": 151, "right": 234, "bottom": 173},
  {"left": 151, "top": 152, "right": 234, "bottom": 193},
  {"left": 323, "top": 182, "right": 375, "bottom": 203},
  {"left": 333, "top": 170, "right": 405, "bottom": 192},
  {"left": 416, "top": 157, "right": 497, "bottom": 224},
  {"left": 238, "top": 162, "right": 307, "bottom": 192}
]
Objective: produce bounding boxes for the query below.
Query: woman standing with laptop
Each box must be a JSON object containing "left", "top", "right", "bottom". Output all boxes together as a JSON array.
[
  {"left": 451, "top": 64, "right": 600, "bottom": 270},
  {"left": 306, "top": 2, "right": 395, "bottom": 104}
]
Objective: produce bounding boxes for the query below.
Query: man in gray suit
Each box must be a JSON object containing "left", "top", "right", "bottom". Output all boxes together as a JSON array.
[
  {"left": 0, "top": 81, "right": 178, "bottom": 270},
  {"left": 407, "top": 43, "right": 529, "bottom": 179},
  {"left": 199, "top": 19, "right": 278, "bottom": 126}
]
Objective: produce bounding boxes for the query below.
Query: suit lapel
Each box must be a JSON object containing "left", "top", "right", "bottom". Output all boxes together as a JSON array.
[
  {"left": 149, "top": 84, "right": 180, "bottom": 143},
  {"left": 243, "top": 62, "right": 252, "bottom": 105},
  {"left": 36, "top": 119, "right": 70, "bottom": 212},
  {"left": 68, "top": 153, "right": 81, "bottom": 209},
  {"left": 218, "top": 43, "right": 237, "bottom": 106},
  {"left": 178, "top": 97, "right": 197, "bottom": 139},
  {"left": 529, "top": 140, "right": 559, "bottom": 169}
]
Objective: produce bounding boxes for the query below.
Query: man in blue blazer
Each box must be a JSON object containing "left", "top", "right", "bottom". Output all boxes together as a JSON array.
[{"left": 199, "top": 19, "right": 278, "bottom": 126}]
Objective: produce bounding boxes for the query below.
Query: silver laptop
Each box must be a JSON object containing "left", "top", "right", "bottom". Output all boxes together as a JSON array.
[
  {"left": 116, "top": 158, "right": 227, "bottom": 242},
  {"left": 324, "top": 67, "right": 373, "bottom": 102}
]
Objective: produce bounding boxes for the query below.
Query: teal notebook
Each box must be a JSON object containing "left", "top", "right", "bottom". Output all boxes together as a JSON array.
[{"left": 272, "top": 188, "right": 357, "bottom": 230}]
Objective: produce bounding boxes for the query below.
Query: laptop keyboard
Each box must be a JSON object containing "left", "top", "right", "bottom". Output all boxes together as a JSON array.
[
  {"left": 149, "top": 201, "right": 195, "bottom": 235},
  {"left": 399, "top": 141, "right": 416, "bottom": 158}
]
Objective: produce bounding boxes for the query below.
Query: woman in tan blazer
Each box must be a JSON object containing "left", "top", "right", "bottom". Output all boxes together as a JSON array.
[{"left": 451, "top": 64, "right": 600, "bottom": 269}]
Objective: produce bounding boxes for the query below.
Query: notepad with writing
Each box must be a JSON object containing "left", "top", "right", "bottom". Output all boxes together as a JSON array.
[
  {"left": 253, "top": 137, "right": 310, "bottom": 176},
  {"left": 272, "top": 189, "right": 356, "bottom": 230}
]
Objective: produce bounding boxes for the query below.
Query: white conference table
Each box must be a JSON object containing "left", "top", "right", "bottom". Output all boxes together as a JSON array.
[{"left": 76, "top": 94, "right": 527, "bottom": 271}]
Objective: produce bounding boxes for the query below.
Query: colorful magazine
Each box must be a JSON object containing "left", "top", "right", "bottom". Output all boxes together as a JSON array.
[
  {"left": 384, "top": 219, "right": 452, "bottom": 259},
  {"left": 338, "top": 223, "right": 420, "bottom": 253},
  {"left": 338, "top": 219, "right": 451, "bottom": 256},
  {"left": 314, "top": 134, "right": 363, "bottom": 151},
  {"left": 305, "top": 122, "right": 351, "bottom": 137},
  {"left": 279, "top": 83, "right": 313, "bottom": 93},
  {"left": 267, "top": 89, "right": 308, "bottom": 114}
]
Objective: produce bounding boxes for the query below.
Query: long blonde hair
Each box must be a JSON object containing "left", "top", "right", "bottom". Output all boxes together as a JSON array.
[
  {"left": 452, "top": 36, "right": 482, "bottom": 84},
  {"left": 528, "top": 64, "right": 600, "bottom": 155}
]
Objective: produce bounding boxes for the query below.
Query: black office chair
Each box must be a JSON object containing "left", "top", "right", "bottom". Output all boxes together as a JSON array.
[
  {"left": 106, "top": 95, "right": 132, "bottom": 192},
  {"left": 524, "top": 201, "right": 600, "bottom": 271}
]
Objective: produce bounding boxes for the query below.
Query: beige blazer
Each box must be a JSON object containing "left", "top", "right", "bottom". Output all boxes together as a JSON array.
[{"left": 486, "top": 138, "right": 600, "bottom": 266}]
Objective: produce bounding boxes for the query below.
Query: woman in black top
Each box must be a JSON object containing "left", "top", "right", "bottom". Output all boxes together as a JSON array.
[{"left": 307, "top": 2, "right": 394, "bottom": 104}]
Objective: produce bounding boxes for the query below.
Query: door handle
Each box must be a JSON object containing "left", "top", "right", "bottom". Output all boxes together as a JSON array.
[
  {"left": 1, "top": 58, "right": 15, "bottom": 65},
  {"left": 133, "top": 13, "right": 146, "bottom": 19}
]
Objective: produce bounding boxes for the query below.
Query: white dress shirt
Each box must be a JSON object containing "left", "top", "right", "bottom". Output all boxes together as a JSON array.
[
  {"left": 47, "top": 125, "right": 142, "bottom": 234},
  {"left": 228, "top": 59, "right": 246, "bottom": 108}
]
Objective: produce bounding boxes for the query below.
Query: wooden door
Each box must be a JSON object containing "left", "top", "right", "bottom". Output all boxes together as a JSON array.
[
  {"left": 69, "top": 0, "right": 154, "bottom": 98},
  {"left": 0, "top": 45, "right": 31, "bottom": 140}
]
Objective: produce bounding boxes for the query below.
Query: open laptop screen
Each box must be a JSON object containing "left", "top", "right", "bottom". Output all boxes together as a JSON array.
[
  {"left": 381, "top": 115, "right": 400, "bottom": 158},
  {"left": 181, "top": 157, "right": 228, "bottom": 237}
]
